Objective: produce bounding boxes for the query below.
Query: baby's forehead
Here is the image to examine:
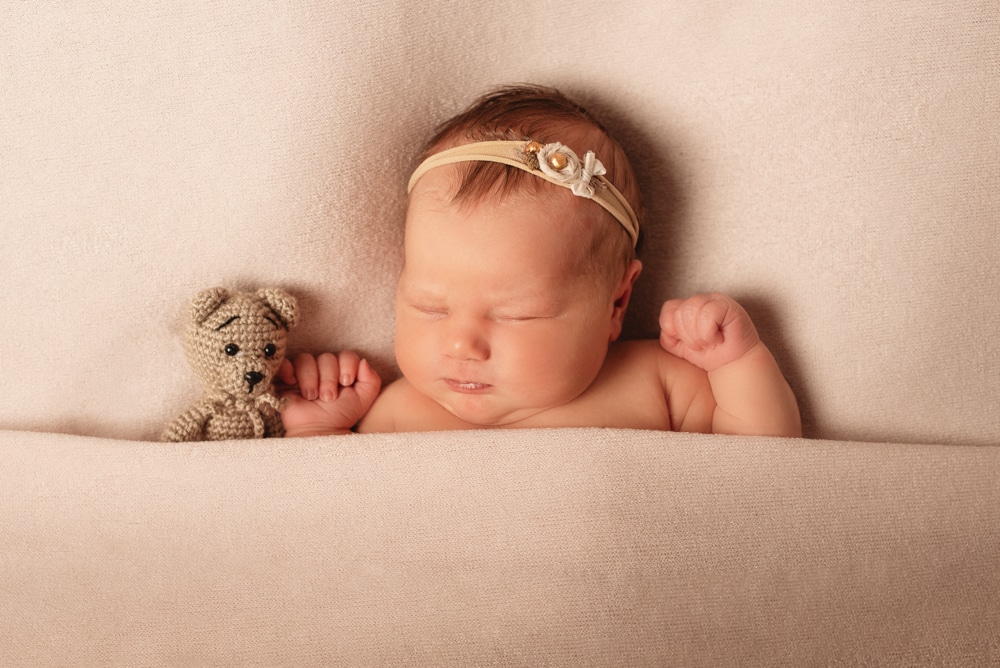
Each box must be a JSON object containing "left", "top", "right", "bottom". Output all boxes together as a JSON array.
[{"left": 408, "top": 164, "right": 593, "bottom": 222}]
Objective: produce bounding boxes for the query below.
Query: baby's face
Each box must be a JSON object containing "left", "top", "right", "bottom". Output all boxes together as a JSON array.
[{"left": 396, "top": 167, "right": 619, "bottom": 427}]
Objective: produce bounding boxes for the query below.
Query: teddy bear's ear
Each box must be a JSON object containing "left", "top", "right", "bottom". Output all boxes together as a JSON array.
[
  {"left": 258, "top": 288, "right": 299, "bottom": 330},
  {"left": 190, "top": 287, "right": 230, "bottom": 324}
]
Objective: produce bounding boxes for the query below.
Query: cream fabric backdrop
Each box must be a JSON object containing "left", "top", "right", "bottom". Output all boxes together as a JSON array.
[
  {"left": 2, "top": 4, "right": 1000, "bottom": 665},
  {"left": 1, "top": 1, "right": 998, "bottom": 444}
]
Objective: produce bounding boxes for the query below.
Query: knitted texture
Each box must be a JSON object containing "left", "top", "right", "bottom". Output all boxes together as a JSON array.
[{"left": 162, "top": 288, "right": 299, "bottom": 441}]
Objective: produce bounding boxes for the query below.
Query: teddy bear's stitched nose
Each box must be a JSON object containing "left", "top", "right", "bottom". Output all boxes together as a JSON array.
[{"left": 244, "top": 371, "right": 264, "bottom": 393}]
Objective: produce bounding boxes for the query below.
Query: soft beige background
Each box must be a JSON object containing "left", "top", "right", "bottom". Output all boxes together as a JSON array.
[
  {"left": 1, "top": 2, "right": 998, "bottom": 445},
  {"left": 2, "top": 3, "right": 999, "bottom": 664}
]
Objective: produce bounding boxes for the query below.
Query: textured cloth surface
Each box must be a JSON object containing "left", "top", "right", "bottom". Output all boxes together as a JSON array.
[
  {"left": 3, "top": 428, "right": 999, "bottom": 665},
  {"left": 1, "top": 1, "right": 997, "bottom": 445}
]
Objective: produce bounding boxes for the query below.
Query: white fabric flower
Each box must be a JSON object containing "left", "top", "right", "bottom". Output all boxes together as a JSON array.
[{"left": 536, "top": 142, "right": 606, "bottom": 198}]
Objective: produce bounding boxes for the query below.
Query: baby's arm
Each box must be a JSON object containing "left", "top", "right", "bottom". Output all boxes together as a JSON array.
[
  {"left": 276, "top": 351, "right": 382, "bottom": 437},
  {"left": 659, "top": 293, "right": 801, "bottom": 437}
]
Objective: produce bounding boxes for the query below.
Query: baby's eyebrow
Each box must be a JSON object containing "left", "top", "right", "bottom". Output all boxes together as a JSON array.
[
  {"left": 399, "top": 282, "right": 445, "bottom": 301},
  {"left": 215, "top": 316, "right": 240, "bottom": 331}
]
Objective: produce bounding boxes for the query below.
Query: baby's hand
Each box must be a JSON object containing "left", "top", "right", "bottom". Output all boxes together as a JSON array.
[
  {"left": 276, "top": 351, "right": 382, "bottom": 436},
  {"left": 659, "top": 293, "right": 762, "bottom": 373}
]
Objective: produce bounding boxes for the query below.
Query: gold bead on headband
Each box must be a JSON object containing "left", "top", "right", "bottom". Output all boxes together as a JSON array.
[{"left": 407, "top": 140, "right": 639, "bottom": 247}]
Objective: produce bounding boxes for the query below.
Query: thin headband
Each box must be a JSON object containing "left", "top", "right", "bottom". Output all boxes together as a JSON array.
[{"left": 407, "top": 140, "right": 639, "bottom": 247}]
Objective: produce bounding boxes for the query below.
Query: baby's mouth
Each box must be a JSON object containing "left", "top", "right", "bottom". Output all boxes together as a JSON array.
[{"left": 445, "top": 379, "right": 492, "bottom": 393}]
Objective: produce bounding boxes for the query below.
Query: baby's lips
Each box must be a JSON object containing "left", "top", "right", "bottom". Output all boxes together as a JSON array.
[{"left": 445, "top": 378, "right": 492, "bottom": 393}]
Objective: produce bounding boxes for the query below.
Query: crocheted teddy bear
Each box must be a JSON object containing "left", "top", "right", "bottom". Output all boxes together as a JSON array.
[{"left": 162, "top": 287, "right": 299, "bottom": 442}]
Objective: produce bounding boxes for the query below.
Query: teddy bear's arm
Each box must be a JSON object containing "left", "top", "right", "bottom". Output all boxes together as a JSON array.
[
  {"left": 261, "top": 408, "right": 285, "bottom": 438},
  {"left": 161, "top": 402, "right": 211, "bottom": 442},
  {"left": 256, "top": 393, "right": 287, "bottom": 438}
]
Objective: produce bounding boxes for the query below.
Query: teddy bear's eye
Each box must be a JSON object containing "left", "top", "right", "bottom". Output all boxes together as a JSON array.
[
  {"left": 225, "top": 343, "right": 240, "bottom": 356},
  {"left": 264, "top": 343, "right": 277, "bottom": 358}
]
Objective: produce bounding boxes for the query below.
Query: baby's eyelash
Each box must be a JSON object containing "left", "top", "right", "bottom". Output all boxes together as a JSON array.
[
  {"left": 493, "top": 313, "right": 546, "bottom": 323},
  {"left": 414, "top": 305, "right": 448, "bottom": 317}
]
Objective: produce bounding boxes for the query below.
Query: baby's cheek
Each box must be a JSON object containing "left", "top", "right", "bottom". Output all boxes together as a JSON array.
[
  {"left": 563, "top": 327, "right": 611, "bottom": 383},
  {"left": 508, "top": 326, "right": 582, "bottom": 377},
  {"left": 394, "top": 321, "right": 431, "bottom": 375}
]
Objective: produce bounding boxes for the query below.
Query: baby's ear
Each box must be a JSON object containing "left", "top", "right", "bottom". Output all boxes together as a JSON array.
[
  {"left": 190, "top": 287, "right": 230, "bottom": 324},
  {"left": 610, "top": 260, "right": 643, "bottom": 342},
  {"left": 258, "top": 288, "right": 299, "bottom": 330}
]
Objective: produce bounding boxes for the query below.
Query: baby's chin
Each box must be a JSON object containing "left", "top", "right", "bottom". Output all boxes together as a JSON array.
[{"left": 439, "top": 397, "right": 550, "bottom": 429}]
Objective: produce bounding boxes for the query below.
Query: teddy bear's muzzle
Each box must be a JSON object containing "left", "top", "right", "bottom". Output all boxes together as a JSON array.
[{"left": 244, "top": 371, "right": 265, "bottom": 394}]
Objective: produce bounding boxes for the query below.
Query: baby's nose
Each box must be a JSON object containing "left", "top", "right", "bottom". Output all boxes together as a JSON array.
[{"left": 447, "top": 321, "right": 490, "bottom": 361}]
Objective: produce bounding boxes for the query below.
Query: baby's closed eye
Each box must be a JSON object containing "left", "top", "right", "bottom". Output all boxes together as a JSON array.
[
  {"left": 490, "top": 311, "right": 560, "bottom": 323},
  {"left": 412, "top": 305, "right": 449, "bottom": 318},
  {"left": 494, "top": 315, "right": 537, "bottom": 323}
]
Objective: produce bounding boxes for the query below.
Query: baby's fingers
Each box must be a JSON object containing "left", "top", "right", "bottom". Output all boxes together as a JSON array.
[
  {"left": 316, "top": 351, "right": 371, "bottom": 402},
  {"left": 661, "top": 299, "right": 702, "bottom": 349},
  {"left": 277, "top": 359, "right": 297, "bottom": 386},
  {"left": 659, "top": 299, "right": 685, "bottom": 337},
  {"left": 659, "top": 299, "right": 680, "bottom": 327},
  {"left": 659, "top": 299, "right": 684, "bottom": 351},
  {"left": 693, "top": 298, "right": 727, "bottom": 346},
  {"left": 335, "top": 350, "right": 362, "bottom": 387},
  {"left": 316, "top": 352, "right": 342, "bottom": 402},
  {"left": 293, "top": 353, "right": 321, "bottom": 401},
  {"left": 660, "top": 295, "right": 728, "bottom": 350}
]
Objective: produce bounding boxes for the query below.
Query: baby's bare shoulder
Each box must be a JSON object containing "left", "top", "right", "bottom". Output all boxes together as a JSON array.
[
  {"left": 606, "top": 339, "right": 700, "bottom": 375},
  {"left": 607, "top": 338, "right": 668, "bottom": 362},
  {"left": 356, "top": 377, "right": 409, "bottom": 432},
  {"left": 600, "top": 339, "right": 714, "bottom": 432},
  {"left": 564, "top": 340, "right": 671, "bottom": 430},
  {"left": 603, "top": 339, "right": 704, "bottom": 390}
]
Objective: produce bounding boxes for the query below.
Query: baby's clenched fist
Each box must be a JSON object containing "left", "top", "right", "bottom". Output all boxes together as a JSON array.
[{"left": 659, "top": 293, "right": 762, "bottom": 373}]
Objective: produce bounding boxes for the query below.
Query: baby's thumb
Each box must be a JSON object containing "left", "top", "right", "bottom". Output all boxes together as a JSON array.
[{"left": 355, "top": 359, "right": 382, "bottom": 405}]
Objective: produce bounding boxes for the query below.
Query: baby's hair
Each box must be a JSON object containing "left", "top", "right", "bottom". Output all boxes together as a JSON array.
[{"left": 418, "top": 84, "right": 643, "bottom": 287}]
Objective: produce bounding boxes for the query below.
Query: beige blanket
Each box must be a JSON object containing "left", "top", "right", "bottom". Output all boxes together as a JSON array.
[
  {"left": 4, "top": 428, "right": 999, "bottom": 664},
  {"left": 1, "top": 1, "right": 997, "bottom": 663}
]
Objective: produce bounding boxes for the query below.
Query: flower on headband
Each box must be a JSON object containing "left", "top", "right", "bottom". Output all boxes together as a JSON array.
[{"left": 532, "top": 142, "right": 607, "bottom": 198}]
